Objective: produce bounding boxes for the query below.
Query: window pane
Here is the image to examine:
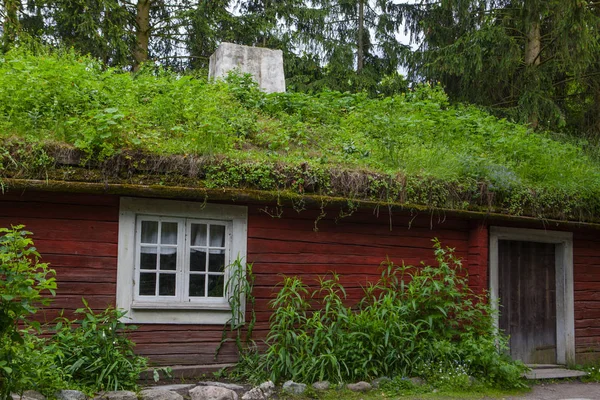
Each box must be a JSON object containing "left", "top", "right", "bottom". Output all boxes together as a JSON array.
[
  {"left": 160, "top": 247, "right": 177, "bottom": 271},
  {"left": 191, "top": 224, "right": 207, "bottom": 246},
  {"left": 189, "top": 275, "right": 205, "bottom": 297},
  {"left": 190, "top": 249, "right": 207, "bottom": 271},
  {"left": 139, "top": 273, "right": 156, "bottom": 295},
  {"left": 208, "top": 249, "right": 225, "bottom": 272},
  {"left": 159, "top": 274, "right": 176, "bottom": 296},
  {"left": 161, "top": 222, "right": 178, "bottom": 245},
  {"left": 141, "top": 221, "right": 158, "bottom": 244},
  {"left": 140, "top": 247, "right": 157, "bottom": 270},
  {"left": 210, "top": 225, "right": 226, "bottom": 247},
  {"left": 207, "top": 275, "right": 224, "bottom": 297}
]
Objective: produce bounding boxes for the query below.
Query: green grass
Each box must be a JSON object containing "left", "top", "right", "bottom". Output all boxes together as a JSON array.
[
  {"left": 2, "top": 46, "right": 600, "bottom": 220},
  {"left": 277, "top": 386, "right": 530, "bottom": 399}
]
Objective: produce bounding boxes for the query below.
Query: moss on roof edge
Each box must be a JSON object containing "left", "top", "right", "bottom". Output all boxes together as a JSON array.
[
  {"left": 1, "top": 142, "right": 599, "bottom": 225},
  {"left": 4, "top": 178, "right": 600, "bottom": 230}
]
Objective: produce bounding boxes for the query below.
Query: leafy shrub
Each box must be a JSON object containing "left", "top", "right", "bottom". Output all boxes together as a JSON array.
[
  {"left": 0, "top": 226, "right": 57, "bottom": 399},
  {"left": 0, "top": 226, "right": 148, "bottom": 397},
  {"left": 7, "top": 333, "right": 69, "bottom": 398},
  {"left": 52, "top": 299, "right": 147, "bottom": 393},
  {"left": 259, "top": 240, "right": 526, "bottom": 389}
]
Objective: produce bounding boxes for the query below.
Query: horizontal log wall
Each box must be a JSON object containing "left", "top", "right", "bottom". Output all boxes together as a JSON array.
[
  {"left": 2, "top": 189, "right": 599, "bottom": 365},
  {"left": 248, "top": 206, "right": 471, "bottom": 340},
  {"left": 0, "top": 190, "right": 120, "bottom": 324},
  {"left": 573, "top": 232, "right": 600, "bottom": 362}
]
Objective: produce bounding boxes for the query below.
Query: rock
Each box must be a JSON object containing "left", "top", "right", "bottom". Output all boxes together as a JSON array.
[
  {"left": 257, "top": 381, "right": 275, "bottom": 398},
  {"left": 197, "top": 382, "right": 246, "bottom": 394},
  {"left": 144, "top": 385, "right": 195, "bottom": 397},
  {"left": 139, "top": 389, "right": 183, "bottom": 400},
  {"left": 409, "top": 377, "right": 425, "bottom": 386},
  {"left": 190, "top": 386, "right": 238, "bottom": 400},
  {"left": 56, "top": 390, "right": 87, "bottom": 400},
  {"left": 241, "top": 388, "right": 265, "bottom": 400},
  {"left": 346, "top": 382, "right": 372, "bottom": 392},
  {"left": 282, "top": 381, "right": 306, "bottom": 395},
  {"left": 11, "top": 391, "right": 46, "bottom": 400},
  {"left": 22, "top": 391, "right": 45, "bottom": 400},
  {"left": 371, "top": 377, "right": 391, "bottom": 389},
  {"left": 312, "top": 381, "right": 330, "bottom": 391},
  {"left": 94, "top": 391, "right": 137, "bottom": 400}
]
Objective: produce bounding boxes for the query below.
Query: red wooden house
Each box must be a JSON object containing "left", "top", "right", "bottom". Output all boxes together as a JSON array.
[{"left": 1, "top": 174, "right": 599, "bottom": 370}]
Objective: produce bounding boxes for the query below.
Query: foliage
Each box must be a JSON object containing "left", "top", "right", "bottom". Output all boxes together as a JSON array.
[
  {"left": 2, "top": 0, "right": 598, "bottom": 132},
  {"left": 2, "top": 49, "right": 600, "bottom": 220},
  {"left": 0, "top": 226, "right": 148, "bottom": 397},
  {"left": 258, "top": 241, "right": 526, "bottom": 389},
  {"left": 578, "top": 361, "right": 600, "bottom": 382},
  {"left": 0, "top": 226, "right": 57, "bottom": 400},
  {"left": 400, "top": 0, "right": 600, "bottom": 136},
  {"left": 51, "top": 299, "right": 148, "bottom": 393},
  {"left": 4, "top": 332, "right": 70, "bottom": 398},
  {"left": 217, "top": 255, "right": 256, "bottom": 355},
  {"left": 1, "top": 0, "right": 410, "bottom": 94}
]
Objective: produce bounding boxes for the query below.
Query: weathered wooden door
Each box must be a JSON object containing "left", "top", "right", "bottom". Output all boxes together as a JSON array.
[{"left": 498, "top": 240, "right": 557, "bottom": 364}]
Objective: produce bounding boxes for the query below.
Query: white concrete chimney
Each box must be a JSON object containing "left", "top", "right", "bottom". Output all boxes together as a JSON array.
[{"left": 208, "top": 42, "right": 285, "bottom": 93}]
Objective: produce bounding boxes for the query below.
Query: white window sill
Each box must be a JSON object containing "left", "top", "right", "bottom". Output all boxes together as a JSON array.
[{"left": 131, "top": 301, "right": 231, "bottom": 311}]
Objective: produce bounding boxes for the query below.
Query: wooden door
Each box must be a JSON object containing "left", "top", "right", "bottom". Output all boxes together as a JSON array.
[{"left": 498, "top": 240, "right": 557, "bottom": 364}]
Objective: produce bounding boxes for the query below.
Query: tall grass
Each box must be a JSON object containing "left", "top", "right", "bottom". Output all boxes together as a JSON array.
[
  {"left": 1, "top": 47, "right": 600, "bottom": 212},
  {"left": 260, "top": 241, "right": 525, "bottom": 389}
]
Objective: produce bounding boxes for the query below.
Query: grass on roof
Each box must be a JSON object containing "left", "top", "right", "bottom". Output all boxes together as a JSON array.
[{"left": 1, "top": 47, "right": 600, "bottom": 221}]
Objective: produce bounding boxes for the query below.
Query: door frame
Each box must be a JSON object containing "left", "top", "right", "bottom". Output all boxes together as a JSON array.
[{"left": 489, "top": 226, "right": 575, "bottom": 365}]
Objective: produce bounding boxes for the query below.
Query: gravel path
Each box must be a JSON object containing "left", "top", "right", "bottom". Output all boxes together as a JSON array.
[{"left": 505, "top": 382, "right": 600, "bottom": 399}]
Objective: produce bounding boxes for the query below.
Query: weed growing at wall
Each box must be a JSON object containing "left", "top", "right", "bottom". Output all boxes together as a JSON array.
[
  {"left": 256, "top": 240, "right": 526, "bottom": 389},
  {"left": 0, "top": 227, "right": 148, "bottom": 398},
  {"left": 51, "top": 299, "right": 148, "bottom": 393},
  {"left": 0, "top": 226, "right": 57, "bottom": 400},
  {"left": 217, "top": 256, "right": 256, "bottom": 356}
]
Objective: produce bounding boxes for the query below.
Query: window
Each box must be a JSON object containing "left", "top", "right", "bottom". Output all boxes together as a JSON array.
[{"left": 117, "top": 197, "right": 248, "bottom": 324}]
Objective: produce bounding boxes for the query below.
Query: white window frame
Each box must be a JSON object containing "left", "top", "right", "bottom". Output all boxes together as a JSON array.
[
  {"left": 489, "top": 226, "right": 575, "bottom": 365},
  {"left": 117, "top": 197, "right": 248, "bottom": 324}
]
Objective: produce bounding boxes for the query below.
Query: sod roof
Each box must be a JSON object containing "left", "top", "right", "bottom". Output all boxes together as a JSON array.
[{"left": 2, "top": 48, "right": 600, "bottom": 223}]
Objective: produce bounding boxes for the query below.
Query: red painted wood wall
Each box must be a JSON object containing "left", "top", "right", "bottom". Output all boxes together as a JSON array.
[{"left": 0, "top": 190, "right": 599, "bottom": 365}]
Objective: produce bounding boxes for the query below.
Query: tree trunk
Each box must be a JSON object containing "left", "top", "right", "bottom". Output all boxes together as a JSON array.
[
  {"left": 525, "top": 21, "right": 541, "bottom": 128},
  {"left": 134, "top": 0, "right": 151, "bottom": 71},
  {"left": 2, "top": 0, "right": 19, "bottom": 51},
  {"left": 357, "top": 0, "right": 364, "bottom": 73},
  {"left": 525, "top": 22, "right": 541, "bottom": 66},
  {"left": 593, "top": 87, "right": 600, "bottom": 136}
]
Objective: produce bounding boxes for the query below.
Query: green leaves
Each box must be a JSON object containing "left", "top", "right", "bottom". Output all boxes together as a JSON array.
[
  {"left": 2, "top": 49, "right": 600, "bottom": 220},
  {"left": 258, "top": 241, "right": 525, "bottom": 388},
  {"left": 402, "top": 0, "right": 600, "bottom": 136},
  {"left": 0, "top": 225, "right": 57, "bottom": 400},
  {"left": 51, "top": 301, "right": 147, "bottom": 393},
  {"left": 0, "top": 225, "right": 147, "bottom": 398}
]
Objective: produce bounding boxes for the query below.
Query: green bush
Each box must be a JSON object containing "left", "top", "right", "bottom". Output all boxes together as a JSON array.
[
  {"left": 52, "top": 299, "right": 147, "bottom": 393},
  {"left": 0, "top": 226, "right": 57, "bottom": 400},
  {"left": 259, "top": 240, "right": 526, "bottom": 389},
  {"left": 0, "top": 225, "right": 147, "bottom": 397}
]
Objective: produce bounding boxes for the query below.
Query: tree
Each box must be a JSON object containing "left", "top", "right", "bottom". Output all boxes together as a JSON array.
[
  {"left": 399, "top": 0, "right": 600, "bottom": 135},
  {"left": 1, "top": 0, "right": 20, "bottom": 51},
  {"left": 290, "top": 0, "right": 408, "bottom": 94},
  {"left": 45, "top": 0, "right": 134, "bottom": 67}
]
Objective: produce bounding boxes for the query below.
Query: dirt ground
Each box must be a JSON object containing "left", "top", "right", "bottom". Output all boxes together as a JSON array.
[{"left": 506, "top": 382, "right": 600, "bottom": 399}]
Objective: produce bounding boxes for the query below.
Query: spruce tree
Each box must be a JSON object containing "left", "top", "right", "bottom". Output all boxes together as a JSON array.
[{"left": 399, "top": 0, "right": 600, "bottom": 135}]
